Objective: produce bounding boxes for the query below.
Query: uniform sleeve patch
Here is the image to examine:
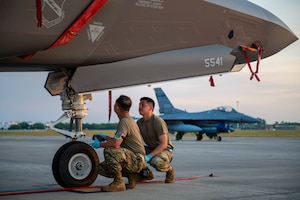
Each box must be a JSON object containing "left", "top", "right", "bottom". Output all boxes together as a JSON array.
[{"left": 115, "top": 132, "right": 125, "bottom": 140}]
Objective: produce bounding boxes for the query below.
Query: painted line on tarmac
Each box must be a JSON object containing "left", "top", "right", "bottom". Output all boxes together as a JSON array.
[{"left": 0, "top": 175, "right": 200, "bottom": 196}]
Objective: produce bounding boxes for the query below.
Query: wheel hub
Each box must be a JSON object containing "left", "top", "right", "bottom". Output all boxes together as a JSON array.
[
  {"left": 68, "top": 153, "right": 92, "bottom": 180},
  {"left": 75, "top": 161, "right": 84, "bottom": 170}
]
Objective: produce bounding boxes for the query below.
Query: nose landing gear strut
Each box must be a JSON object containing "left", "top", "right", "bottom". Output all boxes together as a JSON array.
[{"left": 48, "top": 82, "right": 99, "bottom": 188}]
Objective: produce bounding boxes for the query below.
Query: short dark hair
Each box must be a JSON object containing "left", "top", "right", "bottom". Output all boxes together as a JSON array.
[
  {"left": 116, "top": 95, "right": 132, "bottom": 111},
  {"left": 140, "top": 97, "right": 155, "bottom": 109}
]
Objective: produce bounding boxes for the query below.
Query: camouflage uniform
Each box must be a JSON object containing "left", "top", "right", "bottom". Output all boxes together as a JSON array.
[
  {"left": 98, "top": 116, "right": 146, "bottom": 178},
  {"left": 98, "top": 147, "right": 145, "bottom": 177},
  {"left": 137, "top": 114, "right": 174, "bottom": 172},
  {"left": 145, "top": 146, "right": 173, "bottom": 172}
]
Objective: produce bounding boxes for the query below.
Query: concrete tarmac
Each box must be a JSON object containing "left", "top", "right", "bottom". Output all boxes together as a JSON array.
[{"left": 0, "top": 135, "right": 300, "bottom": 199}]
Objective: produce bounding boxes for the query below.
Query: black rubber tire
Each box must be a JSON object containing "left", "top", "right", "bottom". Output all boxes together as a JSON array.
[
  {"left": 196, "top": 133, "right": 203, "bottom": 141},
  {"left": 52, "top": 141, "right": 99, "bottom": 188},
  {"left": 52, "top": 142, "right": 74, "bottom": 187},
  {"left": 176, "top": 132, "right": 183, "bottom": 141}
]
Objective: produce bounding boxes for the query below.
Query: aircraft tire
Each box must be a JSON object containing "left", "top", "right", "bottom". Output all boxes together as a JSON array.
[
  {"left": 196, "top": 133, "right": 203, "bottom": 141},
  {"left": 52, "top": 142, "right": 74, "bottom": 187},
  {"left": 176, "top": 132, "right": 183, "bottom": 141},
  {"left": 52, "top": 141, "right": 99, "bottom": 188}
]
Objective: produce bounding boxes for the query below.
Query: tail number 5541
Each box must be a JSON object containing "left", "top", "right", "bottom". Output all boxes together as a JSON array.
[{"left": 204, "top": 57, "right": 223, "bottom": 67}]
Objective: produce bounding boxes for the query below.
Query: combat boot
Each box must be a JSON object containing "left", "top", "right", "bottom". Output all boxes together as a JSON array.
[
  {"left": 146, "top": 167, "right": 154, "bottom": 180},
  {"left": 101, "top": 173, "right": 126, "bottom": 192},
  {"left": 138, "top": 167, "right": 154, "bottom": 182},
  {"left": 165, "top": 166, "right": 175, "bottom": 183},
  {"left": 125, "top": 173, "right": 140, "bottom": 189}
]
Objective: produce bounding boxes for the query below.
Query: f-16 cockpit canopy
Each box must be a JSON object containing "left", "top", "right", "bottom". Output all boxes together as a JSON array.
[{"left": 213, "top": 106, "right": 237, "bottom": 113}]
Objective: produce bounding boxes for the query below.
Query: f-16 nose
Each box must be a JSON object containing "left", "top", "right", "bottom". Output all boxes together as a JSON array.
[{"left": 241, "top": 115, "right": 261, "bottom": 124}]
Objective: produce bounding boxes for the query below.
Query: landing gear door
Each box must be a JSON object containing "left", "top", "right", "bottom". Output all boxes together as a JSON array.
[{"left": 45, "top": 71, "right": 68, "bottom": 96}]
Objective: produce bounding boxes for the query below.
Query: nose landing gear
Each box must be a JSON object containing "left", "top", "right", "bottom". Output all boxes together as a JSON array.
[{"left": 46, "top": 77, "right": 99, "bottom": 188}]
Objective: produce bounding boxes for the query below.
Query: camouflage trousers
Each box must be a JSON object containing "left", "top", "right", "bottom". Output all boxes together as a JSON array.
[
  {"left": 145, "top": 147, "right": 173, "bottom": 172},
  {"left": 98, "top": 147, "right": 146, "bottom": 178}
]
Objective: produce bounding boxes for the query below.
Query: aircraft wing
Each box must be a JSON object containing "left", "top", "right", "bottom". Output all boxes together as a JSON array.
[
  {"left": 160, "top": 109, "right": 260, "bottom": 123},
  {"left": 165, "top": 121, "right": 202, "bottom": 134},
  {"left": 0, "top": 0, "right": 298, "bottom": 94}
]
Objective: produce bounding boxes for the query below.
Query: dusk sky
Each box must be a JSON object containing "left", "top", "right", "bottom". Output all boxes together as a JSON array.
[{"left": 0, "top": 0, "right": 299, "bottom": 125}]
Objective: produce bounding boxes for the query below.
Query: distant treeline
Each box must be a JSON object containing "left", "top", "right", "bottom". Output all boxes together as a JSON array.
[
  {"left": 7, "top": 122, "right": 118, "bottom": 130},
  {"left": 4, "top": 121, "right": 300, "bottom": 130}
]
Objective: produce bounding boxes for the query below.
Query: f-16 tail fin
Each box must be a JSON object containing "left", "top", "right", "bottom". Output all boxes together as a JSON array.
[{"left": 154, "top": 88, "right": 184, "bottom": 114}]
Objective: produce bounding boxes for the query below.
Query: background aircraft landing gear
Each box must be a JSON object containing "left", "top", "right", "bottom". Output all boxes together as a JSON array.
[
  {"left": 210, "top": 135, "right": 222, "bottom": 141},
  {"left": 52, "top": 141, "right": 99, "bottom": 188},
  {"left": 196, "top": 133, "right": 203, "bottom": 141},
  {"left": 176, "top": 132, "right": 184, "bottom": 140},
  {"left": 206, "top": 134, "right": 222, "bottom": 141}
]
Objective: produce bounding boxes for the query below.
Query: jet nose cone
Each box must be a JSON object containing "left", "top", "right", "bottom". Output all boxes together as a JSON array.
[
  {"left": 207, "top": 0, "right": 298, "bottom": 61},
  {"left": 241, "top": 1, "right": 298, "bottom": 59},
  {"left": 241, "top": 115, "right": 261, "bottom": 124},
  {"left": 254, "top": 5, "right": 298, "bottom": 58}
]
